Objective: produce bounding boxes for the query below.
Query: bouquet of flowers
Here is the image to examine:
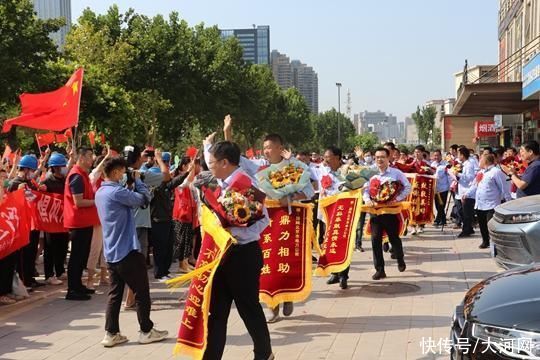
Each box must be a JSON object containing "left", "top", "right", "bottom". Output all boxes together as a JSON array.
[
  {"left": 368, "top": 178, "right": 403, "bottom": 204},
  {"left": 257, "top": 160, "right": 310, "bottom": 199},
  {"left": 501, "top": 156, "right": 527, "bottom": 175},
  {"left": 201, "top": 171, "right": 266, "bottom": 227}
]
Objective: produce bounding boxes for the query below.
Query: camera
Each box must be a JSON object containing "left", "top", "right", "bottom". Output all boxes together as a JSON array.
[{"left": 123, "top": 145, "right": 143, "bottom": 185}]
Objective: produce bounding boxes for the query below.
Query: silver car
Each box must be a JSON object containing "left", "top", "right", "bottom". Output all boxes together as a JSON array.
[{"left": 488, "top": 195, "right": 540, "bottom": 269}]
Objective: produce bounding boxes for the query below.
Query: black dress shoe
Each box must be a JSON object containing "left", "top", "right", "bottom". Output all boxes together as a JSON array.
[
  {"left": 390, "top": 252, "right": 397, "bottom": 259},
  {"left": 339, "top": 278, "right": 348, "bottom": 289},
  {"left": 81, "top": 287, "right": 96, "bottom": 294},
  {"left": 311, "top": 255, "right": 318, "bottom": 262},
  {"left": 66, "top": 291, "right": 91, "bottom": 301},
  {"left": 457, "top": 232, "right": 471, "bottom": 238},
  {"left": 372, "top": 270, "right": 387, "bottom": 280},
  {"left": 479, "top": 243, "right": 489, "bottom": 249},
  {"left": 283, "top": 302, "right": 294, "bottom": 316},
  {"left": 327, "top": 274, "right": 339, "bottom": 285},
  {"left": 398, "top": 262, "right": 407, "bottom": 272}
]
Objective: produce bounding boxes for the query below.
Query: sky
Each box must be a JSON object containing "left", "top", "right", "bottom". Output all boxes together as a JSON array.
[{"left": 71, "top": 0, "right": 499, "bottom": 122}]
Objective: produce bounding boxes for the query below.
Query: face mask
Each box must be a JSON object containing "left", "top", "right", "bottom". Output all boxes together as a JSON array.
[
  {"left": 60, "top": 167, "right": 68, "bottom": 176},
  {"left": 364, "top": 156, "right": 373, "bottom": 164}
]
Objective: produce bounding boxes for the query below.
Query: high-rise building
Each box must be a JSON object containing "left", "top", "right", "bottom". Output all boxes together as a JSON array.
[
  {"left": 356, "top": 110, "right": 400, "bottom": 141},
  {"left": 32, "top": 0, "right": 71, "bottom": 49},
  {"left": 220, "top": 25, "right": 270, "bottom": 65},
  {"left": 405, "top": 116, "right": 420, "bottom": 145},
  {"left": 270, "top": 50, "right": 319, "bottom": 113},
  {"left": 271, "top": 50, "right": 293, "bottom": 88},
  {"left": 425, "top": 99, "right": 455, "bottom": 129},
  {"left": 291, "top": 60, "right": 318, "bottom": 114}
]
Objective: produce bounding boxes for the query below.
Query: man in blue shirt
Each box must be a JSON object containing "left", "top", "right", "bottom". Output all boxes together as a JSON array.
[
  {"left": 464, "top": 154, "right": 511, "bottom": 249},
  {"left": 502, "top": 140, "right": 540, "bottom": 198},
  {"left": 95, "top": 156, "right": 168, "bottom": 348},
  {"left": 431, "top": 150, "right": 450, "bottom": 226}
]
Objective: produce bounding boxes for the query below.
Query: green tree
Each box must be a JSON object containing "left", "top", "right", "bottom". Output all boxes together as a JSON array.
[
  {"left": 310, "top": 109, "right": 356, "bottom": 152},
  {"left": 0, "top": 0, "right": 62, "bottom": 113},
  {"left": 349, "top": 132, "right": 380, "bottom": 152},
  {"left": 412, "top": 105, "right": 437, "bottom": 144},
  {"left": 271, "top": 88, "right": 312, "bottom": 149}
]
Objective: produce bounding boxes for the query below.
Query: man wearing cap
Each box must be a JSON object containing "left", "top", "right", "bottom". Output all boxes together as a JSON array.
[
  {"left": 41, "top": 153, "right": 71, "bottom": 285},
  {"left": 8, "top": 154, "right": 47, "bottom": 289}
]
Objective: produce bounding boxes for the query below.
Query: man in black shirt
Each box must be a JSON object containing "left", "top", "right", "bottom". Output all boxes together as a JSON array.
[{"left": 502, "top": 141, "right": 540, "bottom": 198}]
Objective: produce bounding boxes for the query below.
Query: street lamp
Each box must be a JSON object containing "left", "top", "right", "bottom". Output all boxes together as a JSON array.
[{"left": 336, "top": 82, "right": 342, "bottom": 148}]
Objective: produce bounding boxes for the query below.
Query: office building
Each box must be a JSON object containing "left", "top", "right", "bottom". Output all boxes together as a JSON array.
[
  {"left": 220, "top": 25, "right": 270, "bottom": 64},
  {"left": 32, "top": 0, "right": 72, "bottom": 49}
]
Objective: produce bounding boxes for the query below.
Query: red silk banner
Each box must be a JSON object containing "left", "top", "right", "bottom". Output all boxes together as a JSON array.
[
  {"left": 315, "top": 190, "right": 362, "bottom": 276},
  {"left": 407, "top": 174, "right": 436, "bottom": 226},
  {"left": 170, "top": 206, "right": 233, "bottom": 358},
  {"left": 28, "top": 191, "right": 66, "bottom": 233},
  {"left": 259, "top": 200, "right": 313, "bottom": 308},
  {"left": 0, "top": 190, "right": 31, "bottom": 260}
]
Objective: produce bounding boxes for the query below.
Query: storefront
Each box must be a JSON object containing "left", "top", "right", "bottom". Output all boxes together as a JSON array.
[
  {"left": 522, "top": 53, "right": 540, "bottom": 142},
  {"left": 442, "top": 115, "right": 495, "bottom": 151}
]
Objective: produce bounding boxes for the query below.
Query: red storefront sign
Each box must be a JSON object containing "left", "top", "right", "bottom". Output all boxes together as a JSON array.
[{"left": 474, "top": 121, "right": 496, "bottom": 137}]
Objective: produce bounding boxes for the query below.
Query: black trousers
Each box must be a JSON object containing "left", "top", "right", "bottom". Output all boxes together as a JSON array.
[
  {"left": 151, "top": 221, "right": 174, "bottom": 279},
  {"left": 453, "top": 196, "right": 462, "bottom": 226},
  {"left": 17, "top": 230, "right": 40, "bottom": 286},
  {"left": 44, "top": 232, "right": 69, "bottom": 279},
  {"left": 106, "top": 251, "right": 153, "bottom": 334},
  {"left": 203, "top": 241, "right": 272, "bottom": 360},
  {"left": 461, "top": 198, "right": 475, "bottom": 235},
  {"left": 0, "top": 252, "right": 17, "bottom": 296},
  {"left": 370, "top": 214, "right": 404, "bottom": 272},
  {"left": 434, "top": 191, "right": 449, "bottom": 225},
  {"left": 476, "top": 209, "right": 494, "bottom": 245},
  {"left": 67, "top": 227, "right": 93, "bottom": 292},
  {"left": 355, "top": 212, "right": 367, "bottom": 248}
]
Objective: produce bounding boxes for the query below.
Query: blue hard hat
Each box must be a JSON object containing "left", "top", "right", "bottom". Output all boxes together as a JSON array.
[
  {"left": 162, "top": 152, "right": 171, "bottom": 163},
  {"left": 19, "top": 155, "right": 38, "bottom": 170},
  {"left": 48, "top": 153, "right": 67, "bottom": 167}
]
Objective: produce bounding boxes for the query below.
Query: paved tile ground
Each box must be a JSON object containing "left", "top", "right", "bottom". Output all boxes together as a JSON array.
[{"left": 0, "top": 225, "right": 501, "bottom": 360}]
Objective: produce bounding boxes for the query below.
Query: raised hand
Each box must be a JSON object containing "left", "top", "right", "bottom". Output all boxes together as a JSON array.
[
  {"left": 281, "top": 148, "right": 292, "bottom": 160},
  {"left": 203, "top": 132, "right": 217, "bottom": 147},
  {"left": 223, "top": 114, "right": 232, "bottom": 131}
]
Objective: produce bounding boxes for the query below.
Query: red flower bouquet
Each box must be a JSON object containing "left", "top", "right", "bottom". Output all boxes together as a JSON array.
[
  {"left": 201, "top": 172, "right": 266, "bottom": 227},
  {"left": 368, "top": 178, "right": 403, "bottom": 204}
]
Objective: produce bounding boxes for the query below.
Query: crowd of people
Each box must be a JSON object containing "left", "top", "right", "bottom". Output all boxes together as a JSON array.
[{"left": 1, "top": 115, "right": 540, "bottom": 357}]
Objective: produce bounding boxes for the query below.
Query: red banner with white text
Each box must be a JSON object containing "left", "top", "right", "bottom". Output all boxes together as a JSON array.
[
  {"left": 0, "top": 190, "right": 31, "bottom": 260},
  {"left": 259, "top": 200, "right": 313, "bottom": 308},
  {"left": 28, "top": 191, "right": 66, "bottom": 233},
  {"left": 315, "top": 190, "right": 362, "bottom": 276}
]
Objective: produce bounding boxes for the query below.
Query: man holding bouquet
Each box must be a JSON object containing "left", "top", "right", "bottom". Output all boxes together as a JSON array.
[
  {"left": 203, "top": 140, "right": 273, "bottom": 360},
  {"left": 363, "top": 148, "right": 411, "bottom": 280}
]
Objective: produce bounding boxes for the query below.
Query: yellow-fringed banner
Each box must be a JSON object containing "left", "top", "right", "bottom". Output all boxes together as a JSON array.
[
  {"left": 259, "top": 200, "right": 314, "bottom": 308},
  {"left": 314, "top": 190, "right": 363, "bottom": 277},
  {"left": 166, "top": 205, "right": 235, "bottom": 359}
]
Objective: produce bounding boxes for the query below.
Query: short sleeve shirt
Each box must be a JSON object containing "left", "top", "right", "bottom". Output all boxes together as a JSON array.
[{"left": 517, "top": 159, "right": 540, "bottom": 198}]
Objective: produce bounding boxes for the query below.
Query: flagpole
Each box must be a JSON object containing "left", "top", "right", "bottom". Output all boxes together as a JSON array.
[
  {"left": 35, "top": 134, "right": 43, "bottom": 157},
  {"left": 73, "top": 67, "right": 84, "bottom": 154}
]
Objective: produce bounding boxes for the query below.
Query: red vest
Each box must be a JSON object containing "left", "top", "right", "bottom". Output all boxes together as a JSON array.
[{"left": 64, "top": 165, "right": 100, "bottom": 228}]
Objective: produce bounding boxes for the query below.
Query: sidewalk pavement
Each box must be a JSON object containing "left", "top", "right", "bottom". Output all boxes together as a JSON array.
[{"left": 0, "top": 225, "right": 500, "bottom": 360}]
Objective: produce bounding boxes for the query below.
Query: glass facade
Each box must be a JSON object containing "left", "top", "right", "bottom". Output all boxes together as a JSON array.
[{"left": 219, "top": 26, "right": 270, "bottom": 65}]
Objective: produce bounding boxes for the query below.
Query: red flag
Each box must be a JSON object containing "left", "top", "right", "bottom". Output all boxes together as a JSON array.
[
  {"left": 36, "top": 132, "right": 56, "bottom": 148},
  {"left": 88, "top": 131, "right": 96, "bottom": 147},
  {"left": 64, "top": 128, "right": 73, "bottom": 138},
  {"left": 185, "top": 146, "right": 198, "bottom": 159},
  {"left": 100, "top": 133, "right": 106, "bottom": 144},
  {"left": 2, "top": 68, "right": 84, "bottom": 133},
  {"left": 0, "top": 190, "right": 31, "bottom": 260},
  {"left": 246, "top": 148, "right": 254, "bottom": 158},
  {"left": 55, "top": 133, "right": 68, "bottom": 144}
]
